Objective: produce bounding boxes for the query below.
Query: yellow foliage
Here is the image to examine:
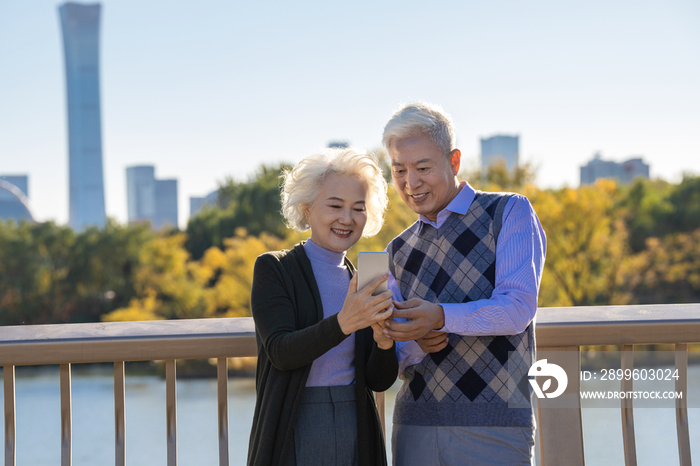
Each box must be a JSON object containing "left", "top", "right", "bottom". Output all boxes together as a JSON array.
[
  {"left": 530, "top": 182, "right": 633, "bottom": 306},
  {"left": 195, "top": 228, "right": 289, "bottom": 318},
  {"left": 104, "top": 234, "right": 208, "bottom": 321},
  {"left": 102, "top": 291, "right": 164, "bottom": 322}
]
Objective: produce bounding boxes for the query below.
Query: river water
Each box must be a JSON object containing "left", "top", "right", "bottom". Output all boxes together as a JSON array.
[{"left": 1, "top": 365, "right": 698, "bottom": 465}]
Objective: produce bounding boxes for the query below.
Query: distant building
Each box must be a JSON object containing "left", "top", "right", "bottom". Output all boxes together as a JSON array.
[
  {"left": 59, "top": 3, "right": 106, "bottom": 230},
  {"left": 580, "top": 153, "right": 650, "bottom": 185},
  {"left": 154, "top": 179, "right": 178, "bottom": 229},
  {"left": 481, "top": 135, "right": 519, "bottom": 174},
  {"left": 0, "top": 175, "right": 28, "bottom": 198},
  {"left": 126, "top": 165, "right": 178, "bottom": 229},
  {"left": 126, "top": 166, "right": 155, "bottom": 222},
  {"left": 328, "top": 141, "right": 349, "bottom": 149},
  {"left": 189, "top": 190, "right": 218, "bottom": 218},
  {"left": 0, "top": 180, "right": 34, "bottom": 223}
]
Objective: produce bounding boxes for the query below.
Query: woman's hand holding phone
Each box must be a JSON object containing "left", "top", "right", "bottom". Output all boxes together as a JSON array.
[{"left": 337, "top": 272, "right": 393, "bottom": 336}]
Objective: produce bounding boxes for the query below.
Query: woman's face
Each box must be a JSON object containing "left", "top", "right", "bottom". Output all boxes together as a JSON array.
[{"left": 306, "top": 172, "right": 368, "bottom": 253}]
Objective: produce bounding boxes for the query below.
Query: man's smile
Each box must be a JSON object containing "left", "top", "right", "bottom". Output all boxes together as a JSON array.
[{"left": 409, "top": 193, "right": 429, "bottom": 202}]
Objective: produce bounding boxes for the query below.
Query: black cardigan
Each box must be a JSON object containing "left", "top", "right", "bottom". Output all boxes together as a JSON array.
[{"left": 247, "top": 243, "right": 398, "bottom": 466}]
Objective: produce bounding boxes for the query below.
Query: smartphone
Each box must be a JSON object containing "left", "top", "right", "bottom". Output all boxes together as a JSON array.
[{"left": 357, "top": 251, "right": 389, "bottom": 296}]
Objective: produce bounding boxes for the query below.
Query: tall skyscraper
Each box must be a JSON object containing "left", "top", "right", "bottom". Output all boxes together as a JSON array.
[
  {"left": 580, "top": 153, "right": 650, "bottom": 185},
  {"left": 126, "top": 165, "right": 178, "bottom": 229},
  {"left": 59, "top": 3, "right": 106, "bottom": 230},
  {"left": 481, "top": 135, "right": 519, "bottom": 175}
]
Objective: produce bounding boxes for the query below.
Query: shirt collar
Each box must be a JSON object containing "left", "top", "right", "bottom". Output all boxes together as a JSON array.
[{"left": 418, "top": 180, "right": 475, "bottom": 228}]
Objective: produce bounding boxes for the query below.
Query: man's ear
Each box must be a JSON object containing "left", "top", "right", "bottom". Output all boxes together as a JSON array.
[{"left": 450, "top": 149, "right": 461, "bottom": 175}]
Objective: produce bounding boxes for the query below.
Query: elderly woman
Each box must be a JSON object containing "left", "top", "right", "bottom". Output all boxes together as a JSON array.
[{"left": 247, "top": 148, "right": 398, "bottom": 466}]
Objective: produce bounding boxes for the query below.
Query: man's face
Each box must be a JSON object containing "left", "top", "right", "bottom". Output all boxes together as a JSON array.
[{"left": 389, "top": 132, "right": 461, "bottom": 222}]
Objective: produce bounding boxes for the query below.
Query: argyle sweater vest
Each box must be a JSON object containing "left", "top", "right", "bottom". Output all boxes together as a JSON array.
[{"left": 388, "top": 191, "right": 535, "bottom": 427}]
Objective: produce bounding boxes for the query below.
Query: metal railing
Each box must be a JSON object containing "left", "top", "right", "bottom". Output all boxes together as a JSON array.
[
  {"left": 1, "top": 303, "right": 698, "bottom": 466},
  {"left": 535, "top": 303, "right": 699, "bottom": 466},
  {"left": 1, "top": 318, "right": 256, "bottom": 466}
]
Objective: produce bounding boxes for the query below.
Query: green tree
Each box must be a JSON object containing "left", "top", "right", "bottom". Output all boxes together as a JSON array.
[
  {"left": 619, "top": 174, "right": 700, "bottom": 252},
  {"left": 65, "top": 221, "right": 156, "bottom": 322},
  {"left": 0, "top": 221, "right": 74, "bottom": 324},
  {"left": 185, "top": 163, "right": 292, "bottom": 259},
  {"left": 103, "top": 233, "right": 207, "bottom": 321},
  {"left": 623, "top": 229, "right": 700, "bottom": 304}
]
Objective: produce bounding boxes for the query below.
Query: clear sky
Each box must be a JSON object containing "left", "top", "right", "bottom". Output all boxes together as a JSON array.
[{"left": 1, "top": 0, "right": 699, "bottom": 228}]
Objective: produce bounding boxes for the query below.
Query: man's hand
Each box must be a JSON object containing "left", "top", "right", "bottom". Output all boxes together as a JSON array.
[
  {"left": 383, "top": 298, "right": 445, "bottom": 342},
  {"left": 416, "top": 330, "right": 448, "bottom": 353}
]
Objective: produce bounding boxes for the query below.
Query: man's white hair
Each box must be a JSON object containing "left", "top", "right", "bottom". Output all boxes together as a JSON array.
[
  {"left": 382, "top": 101, "right": 456, "bottom": 156},
  {"left": 281, "top": 147, "right": 388, "bottom": 237}
]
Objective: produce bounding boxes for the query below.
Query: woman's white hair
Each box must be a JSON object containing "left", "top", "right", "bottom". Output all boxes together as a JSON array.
[
  {"left": 382, "top": 101, "right": 456, "bottom": 156},
  {"left": 281, "top": 147, "right": 388, "bottom": 236}
]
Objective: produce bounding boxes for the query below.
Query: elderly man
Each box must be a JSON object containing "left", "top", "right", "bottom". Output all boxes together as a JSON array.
[{"left": 382, "top": 102, "right": 546, "bottom": 466}]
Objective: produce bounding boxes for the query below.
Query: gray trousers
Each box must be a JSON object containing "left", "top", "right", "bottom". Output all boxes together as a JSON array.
[
  {"left": 292, "top": 385, "right": 359, "bottom": 466},
  {"left": 392, "top": 424, "right": 535, "bottom": 466}
]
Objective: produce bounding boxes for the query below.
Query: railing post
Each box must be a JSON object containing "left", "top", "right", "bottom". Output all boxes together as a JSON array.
[
  {"left": 166, "top": 360, "right": 177, "bottom": 466},
  {"left": 60, "top": 363, "right": 72, "bottom": 466},
  {"left": 4, "top": 365, "right": 16, "bottom": 466},
  {"left": 620, "top": 345, "right": 637, "bottom": 466},
  {"left": 536, "top": 346, "right": 584, "bottom": 466},
  {"left": 675, "top": 343, "right": 691, "bottom": 466},
  {"left": 114, "top": 361, "right": 126, "bottom": 466},
  {"left": 217, "top": 358, "right": 229, "bottom": 466}
]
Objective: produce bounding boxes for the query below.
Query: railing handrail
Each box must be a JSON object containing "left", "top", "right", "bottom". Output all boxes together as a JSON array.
[
  {"left": 536, "top": 303, "right": 700, "bottom": 347},
  {"left": 0, "top": 317, "right": 257, "bottom": 366},
  {"left": 1, "top": 303, "right": 698, "bottom": 366}
]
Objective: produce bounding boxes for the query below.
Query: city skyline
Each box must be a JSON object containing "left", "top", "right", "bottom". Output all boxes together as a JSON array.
[
  {"left": 580, "top": 153, "right": 650, "bottom": 186},
  {"left": 1, "top": 0, "right": 698, "bottom": 229}
]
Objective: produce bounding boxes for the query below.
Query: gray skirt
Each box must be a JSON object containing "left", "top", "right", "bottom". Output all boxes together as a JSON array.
[{"left": 292, "top": 385, "right": 359, "bottom": 466}]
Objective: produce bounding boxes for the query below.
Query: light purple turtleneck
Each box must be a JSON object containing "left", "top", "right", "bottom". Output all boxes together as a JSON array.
[{"left": 304, "top": 239, "right": 356, "bottom": 387}]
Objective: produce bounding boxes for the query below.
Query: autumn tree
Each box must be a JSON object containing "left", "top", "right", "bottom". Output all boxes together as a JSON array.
[
  {"left": 185, "top": 163, "right": 291, "bottom": 259},
  {"left": 529, "top": 180, "right": 632, "bottom": 307},
  {"left": 0, "top": 221, "right": 74, "bottom": 324},
  {"left": 623, "top": 229, "right": 700, "bottom": 304},
  {"left": 102, "top": 233, "right": 206, "bottom": 322}
]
